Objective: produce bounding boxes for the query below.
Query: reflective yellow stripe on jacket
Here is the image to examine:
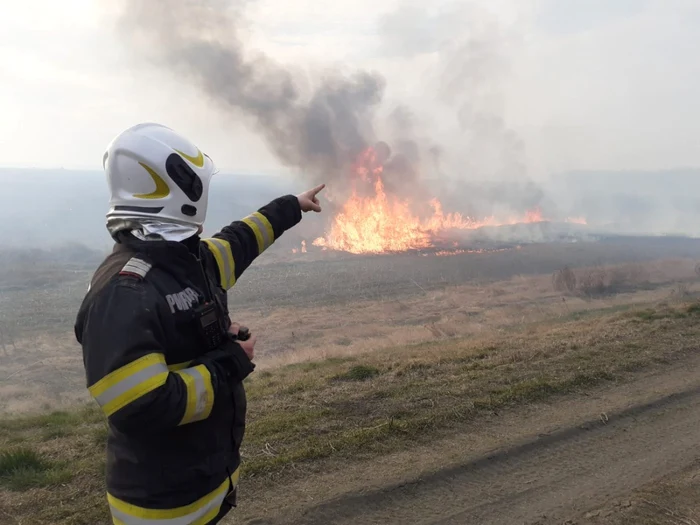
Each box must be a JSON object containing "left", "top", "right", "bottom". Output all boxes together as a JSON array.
[
  {"left": 168, "top": 360, "right": 217, "bottom": 424},
  {"left": 108, "top": 469, "right": 240, "bottom": 525},
  {"left": 241, "top": 211, "right": 275, "bottom": 254},
  {"left": 175, "top": 365, "right": 215, "bottom": 425},
  {"left": 88, "top": 355, "right": 214, "bottom": 424},
  {"left": 88, "top": 354, "right": 169, "bottom": 417},
  {"left": 167, "top": 361, "right": 193, "bottom": 372},
  {"left": 202, "top": 238, "right": 236, "bottom": 289}
]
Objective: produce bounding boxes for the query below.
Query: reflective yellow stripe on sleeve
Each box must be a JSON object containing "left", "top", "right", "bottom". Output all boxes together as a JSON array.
[
  {"left": 167, "top": 360, "right": 193, "bottom": 372},
  {"left": 108, "top": 470, "right": 238, "bottom": 525},
  {"left": 242, "top": 211, "right": 274, "bottom": 254},
  {"left": 88, "top": 354, "right": 169, "bottom": 417},
  {"left": 175, "top": 364, "right": 215, "bottom": 425},
  {"left": 202, "top": 238, "right": 236, "bottom": 289}
]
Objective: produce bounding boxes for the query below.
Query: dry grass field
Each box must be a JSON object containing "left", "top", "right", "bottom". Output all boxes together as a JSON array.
[
  {"left": 2, "top": 242, "right": 699, "bottom": 414},
  {"left": 2, "top": 237, "right": 700, "bottom": 524}
]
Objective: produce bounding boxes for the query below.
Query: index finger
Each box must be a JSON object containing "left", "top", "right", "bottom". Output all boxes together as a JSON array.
[{"left": 309, "top": 183, "right": 326, "bottom": 196}]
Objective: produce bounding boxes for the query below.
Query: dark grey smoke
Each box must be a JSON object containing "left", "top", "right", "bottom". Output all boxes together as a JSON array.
[
  {"left": 115, "top": 0, "right": 385, "bottom": 185},
  {"left": 113, "top": 0, "right": 570, "bottom": 231}
]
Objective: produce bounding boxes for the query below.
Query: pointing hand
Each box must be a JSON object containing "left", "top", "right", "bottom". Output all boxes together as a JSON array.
[{"left": 297, "top": 184, "right": 326, "bottom": 213}]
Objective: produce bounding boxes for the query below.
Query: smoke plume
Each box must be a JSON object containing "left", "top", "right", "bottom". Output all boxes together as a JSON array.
[
  {"left": 113, "top": 0, "right": 562, "bottom": 231},
  {"left": 114, "top": 0, "right": 384, "bottom": 187}
]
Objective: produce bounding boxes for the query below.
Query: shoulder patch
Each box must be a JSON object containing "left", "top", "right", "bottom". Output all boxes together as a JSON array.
[{"left": 119, "top": 257, "right": 152, "bottom": 280}]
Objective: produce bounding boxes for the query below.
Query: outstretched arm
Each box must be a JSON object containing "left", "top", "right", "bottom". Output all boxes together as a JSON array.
[{"left": 202, "top": 184, "right": 325, "bottom": 290}]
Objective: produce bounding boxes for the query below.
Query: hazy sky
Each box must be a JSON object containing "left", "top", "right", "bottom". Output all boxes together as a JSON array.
[{"left": 1, "top": 0, "right": 699, "bottom": 178}]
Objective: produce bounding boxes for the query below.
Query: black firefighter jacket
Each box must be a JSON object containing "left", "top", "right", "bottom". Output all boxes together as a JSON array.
[{"left": 74, "top": 195, "right": 302, "bottom": 525}]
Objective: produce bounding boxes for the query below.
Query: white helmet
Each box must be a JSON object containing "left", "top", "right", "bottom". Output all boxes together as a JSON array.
[{"left": 103, "top": 123, "right": 216, "bottom": 231}]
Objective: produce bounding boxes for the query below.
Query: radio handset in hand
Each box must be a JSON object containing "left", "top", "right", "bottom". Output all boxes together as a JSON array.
[{"left": 232, "top": 326, "right": 250, "bottom": 341}]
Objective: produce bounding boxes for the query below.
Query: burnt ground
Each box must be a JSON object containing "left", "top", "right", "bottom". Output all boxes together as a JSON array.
[
  {"left": 230, "top": 235, "right": 700, "bottom": 310},
  {"left": 2, "top": 235, "right": 700, "bottom": 341}
]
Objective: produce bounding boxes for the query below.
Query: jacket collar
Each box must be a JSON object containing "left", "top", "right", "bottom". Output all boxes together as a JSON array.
[{"left": 113, "top": 232, "right": 203, "bottom": 280}]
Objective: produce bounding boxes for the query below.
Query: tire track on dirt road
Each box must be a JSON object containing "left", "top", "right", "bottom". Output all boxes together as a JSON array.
[{"left": 281, "top": 370, "right": 700, "bottom": 525}]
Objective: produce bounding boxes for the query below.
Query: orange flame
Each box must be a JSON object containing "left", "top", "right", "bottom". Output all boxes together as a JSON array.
[
  {"left": 313, "top": 178, "right": 432, "bottom": 254},
  {"left": 292, "top": 240, "right": 309, "bottom": 254},
  {"left": 311, "top": 146, "right": 587, "bottom": 255}
]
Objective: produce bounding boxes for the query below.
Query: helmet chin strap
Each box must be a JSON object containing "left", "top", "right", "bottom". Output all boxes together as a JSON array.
[{"left": 107, "top": 218, "right": 201, "bottom": 242}]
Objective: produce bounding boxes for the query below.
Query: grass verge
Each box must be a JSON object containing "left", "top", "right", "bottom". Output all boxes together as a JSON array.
[
  {"left": 2, "top": 301, "right": 700, "bottom": 524},
  {"left": 241, "top": 301, "right": 700, "bottom": 476},
  {"left": 0, "top": 448, "right": 73, "bottom": 491}
]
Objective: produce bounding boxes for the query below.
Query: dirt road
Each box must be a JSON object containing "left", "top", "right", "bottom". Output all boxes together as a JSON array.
[{"left": 240, "top": 354, "right": 700, "bottom": 525}]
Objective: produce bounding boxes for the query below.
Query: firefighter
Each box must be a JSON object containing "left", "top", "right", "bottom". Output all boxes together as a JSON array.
[{"left": 74, "top": 122, "right": 324, "bottom": 524}]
